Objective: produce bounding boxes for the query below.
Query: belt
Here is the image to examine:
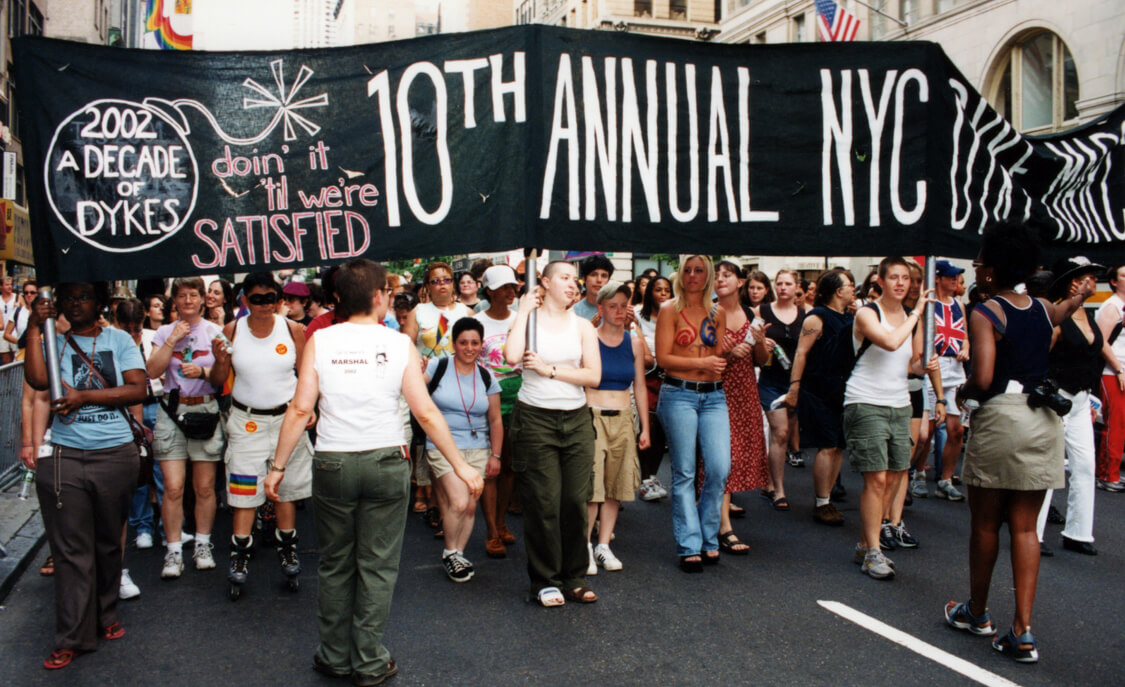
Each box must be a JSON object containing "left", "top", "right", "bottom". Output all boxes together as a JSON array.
[
  {"left": 232, "top": 399, "right": 289, "bottom": 416},
  {"left": 173, "top": 394, "right": 214, "bottom": 406},
  {"left": 663, "top": 376, "right": 723, "bottom": 393},
  {"left": 593, "top": 408, "right": 622, "bottom": 416}
]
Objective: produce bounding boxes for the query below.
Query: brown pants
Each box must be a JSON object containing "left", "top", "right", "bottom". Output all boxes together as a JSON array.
[{"left": 36, "top": 441, "right": 139, "bottom": 651}]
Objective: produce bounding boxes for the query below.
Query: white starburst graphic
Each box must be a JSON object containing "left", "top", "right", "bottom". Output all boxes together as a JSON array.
[{"left": 241, "top": 59, "right": 329, "bottom": 142}]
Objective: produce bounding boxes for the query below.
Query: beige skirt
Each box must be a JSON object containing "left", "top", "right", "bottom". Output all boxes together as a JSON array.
[{"left": 963, "top": 393, "right": 1064, "bottom": 491}]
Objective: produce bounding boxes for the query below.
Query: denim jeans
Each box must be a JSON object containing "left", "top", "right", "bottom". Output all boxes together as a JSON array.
[
  {"left": 657, "top": 384, "right": 731, "bottom": 556},
  {"left": 128, "top": 402, "right": 164, "bottom": 535}
]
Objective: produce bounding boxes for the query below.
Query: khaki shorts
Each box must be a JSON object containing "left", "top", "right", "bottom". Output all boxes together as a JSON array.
[
  {"left": 225, "top": 406, "right": 313, "bottom": 507},
  {"left": 427, "top": 447, "right": 490, "bottom": 480},
  {"left": 154, "top": 398, "right": 225, "bottom": 463},
  {"left": 843, "top": 403, "right": 912, "bottom": 473},
  {"left": 590, "top": 408, "right": 640, "bottom": 502}
]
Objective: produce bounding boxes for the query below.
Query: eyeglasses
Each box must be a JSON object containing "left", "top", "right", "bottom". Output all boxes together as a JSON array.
[
  {"left": 59, "top": 294, "right": 95, "bottom": 305},
  {"left": 429, "top": 278, "right": 453, "bottom": 286},
  {"left": 247, "top": 292, "right": 279, "bottom": 306},
  {"left": 23, "top": 290, "right": 37, "bottom": 296}
]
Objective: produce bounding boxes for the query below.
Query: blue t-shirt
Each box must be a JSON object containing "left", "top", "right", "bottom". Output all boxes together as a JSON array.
[
  {"left": 48, "top": 327, "right": 145, "bottom": 450},
  {"left": 572, "top": 298, "right": 598, "bottom": 321},
  {"left": 425, "top": 358, "right": 499, "bottom": 450}
]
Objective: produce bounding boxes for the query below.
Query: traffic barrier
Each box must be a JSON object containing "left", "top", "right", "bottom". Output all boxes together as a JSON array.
[{"left": 0, "top": 362, "right": 24, "bottom": 488}]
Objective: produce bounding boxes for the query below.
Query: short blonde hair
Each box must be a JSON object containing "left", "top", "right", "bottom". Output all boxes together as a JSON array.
[{"left": 672, "top": 255, "right": 715, "bottom": 313}]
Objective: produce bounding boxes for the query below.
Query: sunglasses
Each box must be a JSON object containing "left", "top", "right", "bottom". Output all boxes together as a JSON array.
[
  {"left": 23, "top": 290, "right": 37, "bottom": 296},
  {"left": 247, "top": 292, "right": 279, "bottom": 306},
  {"left": 429, "top": 277, "right": 453, "bottom": 286}
]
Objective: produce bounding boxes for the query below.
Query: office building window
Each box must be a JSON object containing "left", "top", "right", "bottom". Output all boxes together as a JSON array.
[
  {"left": 670, "top": 0, "right": 687, "bottom": 20},
  {"left": 991, "top": 31, "right": 1080, "bottom": 133},
  {"left": 793, "top": 13, "right": 806, "bottom": 42},
  {"left": 635, "top": 0, "right": 652, "bottom": 18}
]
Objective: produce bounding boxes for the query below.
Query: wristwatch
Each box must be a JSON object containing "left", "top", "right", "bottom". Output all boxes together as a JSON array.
[
  {"left": 268, "top": 460, "right": 286, "bottom": 473},
  {"left": 936, "top": 399, "right": 947, "bottom": 406}
]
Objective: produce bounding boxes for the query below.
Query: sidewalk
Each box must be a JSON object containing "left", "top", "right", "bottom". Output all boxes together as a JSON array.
[{"left": 0, "top": 478, "right": 46, "bottom": 602}]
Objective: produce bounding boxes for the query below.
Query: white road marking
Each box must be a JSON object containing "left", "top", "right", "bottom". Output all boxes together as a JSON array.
[{"left": 818, "top": 600, "right": 1024, "bottom": 687}]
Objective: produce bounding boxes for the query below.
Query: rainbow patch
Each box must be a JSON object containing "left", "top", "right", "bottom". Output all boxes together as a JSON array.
[{"left": 229, "top": 474, "right": 258, "bottom": 496}]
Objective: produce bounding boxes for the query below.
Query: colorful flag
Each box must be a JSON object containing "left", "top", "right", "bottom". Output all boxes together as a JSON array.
[
  {"left": 436, "top": 314, "right": 449, "bottom": 344},
  {"left": 816, "top": 0, "right": 860, "bottom": 42}
]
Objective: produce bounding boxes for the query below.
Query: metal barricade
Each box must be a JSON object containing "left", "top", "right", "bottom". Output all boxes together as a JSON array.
[{"left": 0, "top": 362, "right": 25, "bottom": 488}]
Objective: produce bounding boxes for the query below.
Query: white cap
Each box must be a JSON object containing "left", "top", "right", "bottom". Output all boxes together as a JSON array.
[{"left": 481, "top": 265, "right": 518, "bottom": 291}]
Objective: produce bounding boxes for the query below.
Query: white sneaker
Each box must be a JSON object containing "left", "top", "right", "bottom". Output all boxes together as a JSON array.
[
  {"left": 193, "top": 541, "right": 216, "bottom": 570},
  {"left": 639, "top": 476, "right": 666, "bottom": 501},
  {"left": 586, "top": 543, "right": 598, "bottom": 576},
  {"left": 594, "top": 544, "right": 623, "bottom": 571},
  {"left": 161, "top": 550, "right": 184, "bottom": 579},
  {"left": 181, "top": 531, "right": 195, "bottom": 545},
  {"left": 650, "top": 477, "right": 668, "bottom": 498},
  {"left": 119, "top": 568, "right": 141, "bottom": 599},
  {"left": 135, "top": 532, "right": 154, "bottom": 549}
]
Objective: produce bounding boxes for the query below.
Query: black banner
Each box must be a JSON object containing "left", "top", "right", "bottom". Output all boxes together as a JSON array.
[{"left": 14, "top": 26, "right": 1125, "bottom": 282}]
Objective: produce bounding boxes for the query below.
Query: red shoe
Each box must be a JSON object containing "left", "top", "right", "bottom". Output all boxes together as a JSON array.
[
  {"left": 44, "top": 649, "right": 76, "bottom": 670},
  {"left": 101, "top": 621, "right": 125, "bottom": 640}
]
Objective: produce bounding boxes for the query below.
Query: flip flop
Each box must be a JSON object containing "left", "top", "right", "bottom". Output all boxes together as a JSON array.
[
  {"left": 563, "top": 586, "right": 598, "bottom": 603},
  {"left": 771, "top": 496, "right": 791, "bottom": 511},
  {"left": 39, "top": 556, "right": 55, "bottom": 576},
  {"left": 100, "top": 622, "right": 125, "bottom": 640},
  {"left": 44, "top": 649, "right": 76, "bottom": 670},
  {"left": 537, "top": 586, "right": 565, "bottom": 607},
  {"left": 412, "top": 501, "right": 427, "bottom": 513}
]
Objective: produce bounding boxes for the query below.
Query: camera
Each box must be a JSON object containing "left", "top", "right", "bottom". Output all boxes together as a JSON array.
[{"left": 1026, "top": 379, "right": 1071, "bottom": 417}]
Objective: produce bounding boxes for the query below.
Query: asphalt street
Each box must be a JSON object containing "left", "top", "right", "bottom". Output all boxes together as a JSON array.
[{"left": 1, "top": 462, "right": 1123, "bottom": 687}]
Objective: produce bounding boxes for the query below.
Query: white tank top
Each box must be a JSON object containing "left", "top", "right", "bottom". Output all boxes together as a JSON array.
[
  {"left": 845, "top": 303, "right": 912, "bottom": 408},
  {"left": 230, "top": 315, "right": 297, "bottom": 408},
  {"left": 314, "top": 322, "right": 410, "bottom": 451},
  {"left": 414, "top": 301, "right": 471, "bottom": 360},
  {"left": 518, "top": 311, "right": 587, "bottom": 410},
  {"left": 1098, "top": 294, "right": 1125, "bottom": 374}
]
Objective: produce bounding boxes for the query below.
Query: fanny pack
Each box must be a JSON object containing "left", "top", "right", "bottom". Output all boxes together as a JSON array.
[{"left": 160, "top": 389, "right": 220, "bottom": 440}]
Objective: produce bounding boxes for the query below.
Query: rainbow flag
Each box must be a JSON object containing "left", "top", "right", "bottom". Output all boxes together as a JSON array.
[
  {"left": 436, "top": 314, "right": 449, "bottom": 344},
  {"left": 145, "top": 0, "right": 192, "bottom": 50},
  {"left": 229, "top": 474, "right": 257, "bottom": 497}
]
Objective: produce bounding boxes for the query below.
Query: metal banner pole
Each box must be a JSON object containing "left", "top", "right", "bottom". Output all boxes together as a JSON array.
[
  {"left": 923, "top": 257, "right": 936, "bottom": 362},
  {"left": 525, "top": 249, "right": 538, "bottom": 353},
  {"left": 39, "top": 286, "right": 64, "bottom": 401}
]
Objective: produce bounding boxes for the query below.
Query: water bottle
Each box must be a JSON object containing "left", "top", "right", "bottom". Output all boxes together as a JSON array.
[
  {"left": 773, "top": 345, "right": 792, "bottom": 370},
  {"left": 960, "top": 398, "right": 979, "bottom": 428},
  {"left": 18, "top": 466, "right": 34, "bottom": 500}
]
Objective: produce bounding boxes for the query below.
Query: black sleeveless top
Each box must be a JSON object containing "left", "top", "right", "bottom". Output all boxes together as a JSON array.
[
  {"left": 1049, "top": 308, "right": 1103, "bottom": 394},
  {"left": 976, "top": 296, "right": 1053, "bottom": 401},
  {"left": 759, "top": 302, "right": 806, "bottom": 387},
  {"left": 804, "top": 305, "right": 852, "bottom": 402}
]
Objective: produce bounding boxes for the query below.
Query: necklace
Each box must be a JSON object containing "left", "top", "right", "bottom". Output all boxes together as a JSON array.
[{"left": 454, "top": 361, "right": 479, "bottom": 437}]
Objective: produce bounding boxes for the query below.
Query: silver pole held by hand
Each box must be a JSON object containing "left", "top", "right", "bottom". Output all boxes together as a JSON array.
[
  {"left": 525, "top": 249, "right": 539, "bottom": 353},
  {"left": 923, "top": 257, "right": 936, "bottom": 363},
  {"left": 39, "top": 287, "right": 65, "bottom": 401}
]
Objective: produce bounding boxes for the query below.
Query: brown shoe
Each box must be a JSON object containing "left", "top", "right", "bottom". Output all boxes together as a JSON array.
[
  {"left": 485, "top": 537, "right": 507, "bottom": 559},
  {"left": 497, "top": 526, "right": 516, "bottom": 545},
  {"left": 813, "top": 503, "right": 844, "bottom": 526}
]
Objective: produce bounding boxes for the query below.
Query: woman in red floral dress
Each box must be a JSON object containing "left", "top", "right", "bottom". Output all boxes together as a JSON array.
[{"left": 712, "top": 261, "right": 768, "bottom": 553}]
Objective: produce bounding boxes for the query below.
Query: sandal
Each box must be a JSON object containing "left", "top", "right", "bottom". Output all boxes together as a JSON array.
[
  {"left": 536, "top": 586, "right": 565, "bottom": 607},
  {"left": 412, "top": 500, "right": 427, "bottom": 513},
  {"left": 759, "top": 489, "right": 775, "bottom": 502},
  {"left": 101, "top": 622, "right": 125, "bottom": 640},
  {"left": 771, "top": 496, "right": 790, "bottom": 511},
  {"left": 729, "top": 504, "right": 747, "bottom": 519},
  {"left": 44, "top": 649, "right": 76, "bottom": 670},
  {"left": 719, "top": 531, "right": 750, "bottom": 555},
  {"left": 485, "top": 537, "right": 507, "bottom": 559},
  {"left": 497, "top": 526, "right": 516, "bottom": 545},
  {"left": 702, "top": 550, "right": 720, "bottom": 565},
  {"left": 563, "top": 586, "right": 598, "bottom": 603},
  {"left": 423, "top": 507, "right": 441, "bottom": 528},
  {"left": 39, "top": 556, "right": 55, "bottom": 576},
  {"left": 679, "top": 555, "right": 703, "bottom": 573}
]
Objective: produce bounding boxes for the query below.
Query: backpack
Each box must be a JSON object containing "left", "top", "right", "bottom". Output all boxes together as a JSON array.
[
  {"left": 829, "top": 302, "right": 879, "bottom": 383},
  {"left": 427, "top": 357, "right": 492, "bottom": 394}
]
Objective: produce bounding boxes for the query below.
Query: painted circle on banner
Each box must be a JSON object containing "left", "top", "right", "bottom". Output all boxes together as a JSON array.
[
  {"left": 43, "top": 98, "right": 199, "bottom": 253},
  {"left": 245, "top": 421, "right": 258, "bottom": 433},
  {"left": 275, "top": 343, "right": 288, "bottom": 356}
]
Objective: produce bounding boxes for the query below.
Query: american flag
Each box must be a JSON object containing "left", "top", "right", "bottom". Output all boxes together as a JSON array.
[{"left": 816, "top": 0, "right": 860, "bottom": 42}]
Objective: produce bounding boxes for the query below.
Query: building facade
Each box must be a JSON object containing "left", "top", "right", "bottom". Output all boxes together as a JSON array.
[{"left": 515, "top": 0, "right": 721, "bottom": 40}]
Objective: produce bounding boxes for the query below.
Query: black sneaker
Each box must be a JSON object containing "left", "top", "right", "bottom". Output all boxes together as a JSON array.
[
  {"left": 879, "top": 521, "right": 899, "bottom": 551},
  {"left": 892, "top": 521, "right": 919, "bottom": 548},
  {"left": 787, "top": 450, "right": 805, "bottom": 468},
  {"left": 831, "top": 478, "right": 847, "bottom": 502},
  {"left": 442, "top": 553, "right": 473, "bottom": 583}
]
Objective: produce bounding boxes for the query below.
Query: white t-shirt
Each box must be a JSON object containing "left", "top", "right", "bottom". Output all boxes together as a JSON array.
[
  {"left": 1098, "top": 294, "right": 1125, "bottom": 374},
  {"left": 474, "top": 310, "right": 520, "bottom": 380},
  {"left": 314, "top": 322, "right": 410, "bottom": 452}
]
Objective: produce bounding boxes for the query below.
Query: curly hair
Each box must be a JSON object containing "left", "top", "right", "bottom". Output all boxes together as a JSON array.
[{"left": 979, "top": 221, "right": 1043, "bottom": 290}]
